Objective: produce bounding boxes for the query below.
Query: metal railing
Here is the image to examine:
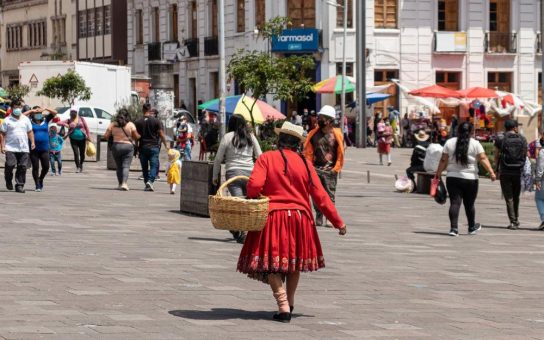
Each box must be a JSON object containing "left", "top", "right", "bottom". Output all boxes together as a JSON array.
[
  {"left": 485, "top": 32, "right": 517, "bottom": 53},
  {"left": 204, "top": 36, "right": 218, "bottom": 56},
  {"left": 147, "top": 42, "right": 162, "bottom": 61},
  {"left": 185, "top": 38, "right": 199, "bottom": 57}
]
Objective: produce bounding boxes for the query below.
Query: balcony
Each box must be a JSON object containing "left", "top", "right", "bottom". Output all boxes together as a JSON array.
[
  {"left": 147, "top": 42, "right": 162, "bottom": 61},
  {"left": 185, "top": 38, "right": 199, "bottom": 58},
  {"left": 433, "top": 31, "right": 467, "bottom": 53},
  {"left": 204, "top": 36, "right": 218, "bottom": 56},
  {"left": 537, "top": 32, "right": 542, "bottom": 54},
  {"left": 485, "top": 32, "right": 517, "bottom": 54}
]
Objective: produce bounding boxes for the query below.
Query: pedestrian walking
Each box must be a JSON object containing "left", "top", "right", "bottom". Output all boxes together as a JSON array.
[
  {"left": 103, "top": 109, "right": 140, "bottom": 191},
  {"left": 0, "top": 100, "right": 35, "bottom": 193},
  {"left": 534, "top": 147, "right": 544, "bottom": 230},
  {"left": 377, "top": 118, "right": 393, "bottom": 166},
  {"left": 166, "top": 149, "right": 182, "bottom": 195},
  {"left": 237, "top": 122, "right": 346, "bottom": 323},
  {"left": 405, "top": 130, "right": 430, "bottom": 189},
  {"left": 435, "top": 122, "right": 496, "bottom": 236},
  {"left": 48, "top": 125, "right": 64, "bottom": 176},
  {"left": 303, "top": 105, "right": 344, "bottom": 227},
  {"left": 62, "top": 107, "right": 92, "bottom": 173},
  {"left": 135, "top": 104, "right": 169, "bottom": 192},
  {"left": 343, "top": 115, "right": 352, "bottom": 146},
  {"left": 494, "top": 119, "right": 528, "bottom": 230},
  {"left": 213, "top": 114, "right": 262, "bottom": 243},
  {"left": 27, "top": 106, "right": 59, "bottom": 191}
]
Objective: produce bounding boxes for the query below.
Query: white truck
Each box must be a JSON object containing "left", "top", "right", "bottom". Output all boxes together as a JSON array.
[{"left": 19, "top": 61, "right": 134, "bottom": 135}]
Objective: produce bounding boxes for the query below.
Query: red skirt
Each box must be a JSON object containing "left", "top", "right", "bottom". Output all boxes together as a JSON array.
[
  {"left": 237, "top": 209, "right": 325, "bottom": 283},
  {"left": 377, "top": 141, "right": 391, "bottom": 154}
]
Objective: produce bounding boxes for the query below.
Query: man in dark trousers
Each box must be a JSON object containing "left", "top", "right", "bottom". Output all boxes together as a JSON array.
[
  {"left": 494, "top": 119, "right": 528, "bottom": 229},
  {"left": 406, "top": 130, "right": 430, "bottom": 190},
  {"left": 135, "top": 103, "right": 169, "bottom": 192}
]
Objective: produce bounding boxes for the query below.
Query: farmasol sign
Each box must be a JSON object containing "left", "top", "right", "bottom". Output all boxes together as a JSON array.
[{"left": 271, "top": 28, "right": 320, "bottom": 53}]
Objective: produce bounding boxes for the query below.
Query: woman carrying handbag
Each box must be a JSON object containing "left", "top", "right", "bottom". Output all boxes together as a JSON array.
[{"left": 435, "top": 122, "right": 496, "bottom": 237}]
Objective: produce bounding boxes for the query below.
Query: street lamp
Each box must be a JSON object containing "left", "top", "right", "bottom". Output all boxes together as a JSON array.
[
  {"left": 219, "top": 0, "right": 227, "bottom": 137},
  {"left": 356, "top": 1, "right": 366, "bottom": 148}
]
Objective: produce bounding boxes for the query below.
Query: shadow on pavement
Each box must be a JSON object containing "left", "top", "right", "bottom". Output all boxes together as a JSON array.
[
  {"left": 168, "top": 210, "right": 209, "bottom": 218},
  {"left": 169, "top": 308, "right": 271, "bottom": 321},
  {"left": 187, "top": 237, "right": 234, "bottom": 243},
  {"left": 481, "top": 225, "right": 541, "bottom": 232},
  {"left": 413, "top": 231, "right": 451, "bottom": 236}
]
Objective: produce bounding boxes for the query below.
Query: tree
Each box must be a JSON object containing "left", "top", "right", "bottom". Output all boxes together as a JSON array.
[
  {"left": 7, "top": 84, "right": 30, "bottom": 101},
  {"left": 227, "top": 16, "right": 315, "bottom": 128},
  {"left": 37, "top": 70, "right": 92, "bottom": 106}
]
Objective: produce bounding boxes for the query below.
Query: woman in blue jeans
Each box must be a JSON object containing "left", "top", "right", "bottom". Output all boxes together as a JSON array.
[
  {"left": 534, "top": 147, "right": 544, "bottom": 230},
  {"left": 212, "top": 114, "right": 262, "bottom": 243}
]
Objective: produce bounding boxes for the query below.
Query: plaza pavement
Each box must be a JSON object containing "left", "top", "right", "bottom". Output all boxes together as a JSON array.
[{"left": 0, "top": 145, "right": 543, "bottom": 339}]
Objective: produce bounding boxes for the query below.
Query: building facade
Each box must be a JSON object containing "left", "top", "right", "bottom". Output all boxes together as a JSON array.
[{"left": 0, "top": 0, "right": 78, "bottom": 87}]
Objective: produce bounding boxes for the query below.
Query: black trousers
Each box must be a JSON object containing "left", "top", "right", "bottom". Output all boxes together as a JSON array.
[
  {"left": 446, "top": 177, "right": 479, "bottom": 230},
  {"left": 30, "top": 150, "right": 50, "bottom": 186},
  {"left": 4, "top": 151, "right": 29, "bottom": 187},
  {"left": 313, "top": 169, "right": 338, "bottom": 220},
  {"left": 70, "top": 138, "right": 86, "bottom": 169},
  {"left": 406, "top": 165, "right": 425, "bottom": 183},
  {"left": 499, "top": 174, "right": 522, "bottom": 223}
]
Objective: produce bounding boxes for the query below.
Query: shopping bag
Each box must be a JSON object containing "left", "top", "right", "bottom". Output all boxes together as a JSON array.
[
  {"left": 430, "top": 178, "right": 440, "bottom": 197},
  {"left": 86, "top": 141, "right": 97, "bottom": 157}
]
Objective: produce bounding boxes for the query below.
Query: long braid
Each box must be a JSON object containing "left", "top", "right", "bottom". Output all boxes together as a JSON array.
[
  {"left": 299, "top": 153, "right": 314, "bottom": 187},
  {"left": 279, "top": 148, "right": 289, "bottom": 176}
]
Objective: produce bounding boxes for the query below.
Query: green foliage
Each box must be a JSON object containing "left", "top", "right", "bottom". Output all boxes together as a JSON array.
[
  {"left": 257, "top": 16, "right": 291, "bottom": 40},
  {"left": 115, "top": 102, "right": 143, "bottom": 121},
  {"left": 7, "top": 84, "right": 30, "bottom": 101},
  {"left": 37, "top": 70, "right": 92, "bottom": 106},
  {"left": 258, "top": 118, "right": 285, "bottom": 151}
]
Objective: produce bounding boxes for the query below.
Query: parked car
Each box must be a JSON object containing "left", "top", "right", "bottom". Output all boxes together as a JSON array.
[{"left": 56, "top": 106, "right": 113, "bottom": 136}]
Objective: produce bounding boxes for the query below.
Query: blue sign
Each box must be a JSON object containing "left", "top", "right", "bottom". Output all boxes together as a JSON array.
[{"left": 271, "top": 29, "right": 320, "bottom": 53}]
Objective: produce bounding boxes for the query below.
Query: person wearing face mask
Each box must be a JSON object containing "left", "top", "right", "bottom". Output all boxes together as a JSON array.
[
  {"left": 377, "top": 118, "right": 393, "bottom": 166},
  {"left": 303, "top": 105, "right": 345, "bottom": 227},
  {"left": 0, "top": 100, "right": 35, "bottom": 193},
  {"left": 26, "top": 106, "right": 58, "bottom": 191},
  {"left": 62, "top": 107, "right": 92, "bottom": 173}
]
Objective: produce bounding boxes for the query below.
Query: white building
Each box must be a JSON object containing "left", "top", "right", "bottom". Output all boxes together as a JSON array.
[{"left": 126, "top": 0, "right": 542, "bottom": 131}]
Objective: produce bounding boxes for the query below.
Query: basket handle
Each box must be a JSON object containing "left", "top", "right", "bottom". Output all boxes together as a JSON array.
[{"left": 216, "top": 175, "right": 250, "bottom": 197}]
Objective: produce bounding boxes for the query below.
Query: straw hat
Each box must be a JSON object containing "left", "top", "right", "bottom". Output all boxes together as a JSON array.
[
  {"left": 414, "top": 130, "right": 430, "bottom": 142},
  {"left": 275, "top": 121, "right": 306, "bottom": 141}
]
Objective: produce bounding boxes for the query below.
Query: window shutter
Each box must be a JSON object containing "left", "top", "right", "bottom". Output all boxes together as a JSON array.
[
  {"left": 496, "top": 0, "right": 510, "bottom": 33},
  {"left": 445, "top": 0, "right": 458, "bottom": 31}
]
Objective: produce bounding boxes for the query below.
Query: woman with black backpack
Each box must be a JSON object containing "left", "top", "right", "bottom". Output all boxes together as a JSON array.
[{"left": 435, "top": 122, "right": 496, "bottom": 237}]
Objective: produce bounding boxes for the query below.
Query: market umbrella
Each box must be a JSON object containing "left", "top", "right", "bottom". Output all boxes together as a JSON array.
[
  {"left": 198, "top": 95, "right": 285, "bottom": 124},
  {"left": 347, "top": 93, "right": 392, "bottom": 108},
  {"left": 312, "top": 75, "right": 356, "bottom": 94},
  {"left": 408, "top": 85, "right": 461, "bottom": 98},
  {"left": 0, "top": 87, "right": 8, "bottom": 98},
  {"left": 456, "top": 87, "right": 498, "bottom": 98}
]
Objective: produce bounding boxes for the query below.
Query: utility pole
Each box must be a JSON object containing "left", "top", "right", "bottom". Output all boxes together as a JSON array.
[
  {"left": 541, "top": 0, "right": 543, "bottom": 131},
  {"left": 340, "top": 0, "right": 347, "bottom": 133},
  {"left": 356, "top": 0, "right": 366, "bottom": 147},
  {"left": 219, "top": 0, "right": 227, "bottom": 137}
]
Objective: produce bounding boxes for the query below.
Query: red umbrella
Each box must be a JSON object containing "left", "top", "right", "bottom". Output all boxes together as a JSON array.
[
  {"left": 456, "top": 87, "right": 498, "bottom": 98},
  {"left": 408, "top": 85, "right": 461, "bottom": 98}
]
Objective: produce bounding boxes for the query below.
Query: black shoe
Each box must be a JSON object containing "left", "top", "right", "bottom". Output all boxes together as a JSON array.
[
  {"left": 507, "top": 222, "right": 519, "bottom": 230},
  {"left": 315, "top": 216, "right": 323, "bottom": 226},
  {"left": 539, "top": 222, "right": 544, "bottom": 230},
  {"left": 272, "top": 312, "right": 291, "bottom": 323},
  {"left": 448, "top": 229, "right": 459, "bottom": 237},
  {"left": 230, "top": 231, "right": 240, "bottom": 240},
  {"left": 15, "top": 186, "right": 25, "bottom": 193},
  {"left": 6, "top": 181, "right": 13, "bottom": 191},
  {"left": 274, "top": 306, "right": 294, "bottom": 319},
  {"left": 236, "top": 232, "right": 246, "bottom": 244},
  {"left": 469, "top": 223, "right": 482, "bottom": 235}
]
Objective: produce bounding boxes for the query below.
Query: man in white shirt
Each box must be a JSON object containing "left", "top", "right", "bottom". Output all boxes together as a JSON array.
[{"left": 0, "top": 100, "right": 35, "bottom": 193}]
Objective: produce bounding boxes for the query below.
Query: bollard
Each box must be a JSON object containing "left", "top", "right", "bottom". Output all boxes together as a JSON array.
[
  {"left": 394, "top": 174, "right": 398, "bottom": 180},
  {"left": 367, "top": 170, "right": 370, "bottom": 183}
]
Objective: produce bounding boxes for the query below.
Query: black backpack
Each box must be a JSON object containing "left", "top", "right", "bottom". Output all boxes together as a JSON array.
[{"left": 500, "top": 133, "right": 527, "bottom": 169}]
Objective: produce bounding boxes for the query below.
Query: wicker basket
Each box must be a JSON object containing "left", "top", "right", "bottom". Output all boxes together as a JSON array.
[{"left": 208, "top": 175, "right": 269, "bottom": 231}]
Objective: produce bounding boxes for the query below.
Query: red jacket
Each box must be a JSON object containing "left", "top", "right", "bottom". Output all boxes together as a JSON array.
[{"left": 247, "top": 150, "right": 344, "bottom": 228}]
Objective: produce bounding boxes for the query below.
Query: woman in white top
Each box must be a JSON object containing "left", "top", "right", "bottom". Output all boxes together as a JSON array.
[{"left": 435, "top": 122, "right": 496, "bottom": 237}]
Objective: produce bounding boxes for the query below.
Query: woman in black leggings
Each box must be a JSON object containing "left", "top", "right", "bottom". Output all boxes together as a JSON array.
[
  {"left": 63, "top": 108, "right": 92, "bottom": 173},
  {"left": 435, "top": 122, "right": 496, "bottom": 237}
]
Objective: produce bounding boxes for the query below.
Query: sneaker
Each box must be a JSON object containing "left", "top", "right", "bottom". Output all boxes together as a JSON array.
[
  {"left": 35, "top": 187, "right": 42, "bottom": 192},
  {"left": 170, "top": 190, "right": 175, "bottom": 195},
  {"left": 230, "top": 231, "right": 241, "bottom": 240},
  {"left": 507, "top": 222, "right": 519, "bottom": 230},
  {"left": 120, "top": 183, "right": 129, "bottom": 191},
  {"left": 138, "top": 175, "right": 144, "bottom": 180},
  {"left": 539, "top": 222, "right": 544, "bottom": 230},
  {"left": 469, "top": 223, "right": 482, "bottom": 235},
  {"left": 388, "top": 161, "right": 392, "bottom": 166},
  {"left": 145, "top": 182, "right": 154, "bottom": 192},
  {"left": 58, "top": 170, "right": 62, "bottom": 176},
  {"left": 75, "top": 168, "right": 81, "bottom": 173},
  {"left": 315, "top": 215, "right": 323, "bottom": 227},
  {"left": 155, "top": 176, "right": 161, "bottom": 181},
  {"left": 448, "top": 229, "right": 459, "bottom": 237},
  {"left": 236, "top": 232, "right": 246, "bottom": 244},
  {"left": 15, "top": 186, "right": 25, "bottom": 193},
  {"left": 6, "top": 181, "right": 13, "bottom": 191},
  {"left": 51, "top": 172, "right": 56, "bottom": 176}
]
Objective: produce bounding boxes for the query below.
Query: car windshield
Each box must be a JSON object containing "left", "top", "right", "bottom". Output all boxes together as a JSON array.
[
  {"left": 57, "top": 107, "right": 70, "bottom": 114},
  {"left": 95, "top": 108, "right": 112, "bottom": 120}
]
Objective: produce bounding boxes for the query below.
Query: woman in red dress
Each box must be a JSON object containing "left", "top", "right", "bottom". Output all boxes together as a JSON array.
[{"left": 237, "top": 122, "right": 347, "bottom": 323}]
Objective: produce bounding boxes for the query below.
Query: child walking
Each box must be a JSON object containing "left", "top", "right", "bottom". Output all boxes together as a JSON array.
[
  {"left": 49, "top": 125, "right": 64, "bottom": 175},
  {"left": 166, "top": 149, "right": 182, "bottom": 194}
]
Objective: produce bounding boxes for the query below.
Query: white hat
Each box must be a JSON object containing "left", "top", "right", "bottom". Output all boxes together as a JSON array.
[
  {"left": 414, "top": 130, "right": 430, "bottom": 142},
  {"left": 318, "top": 105, "right": 336, "bottom": 119},
  {"left": 274, "top": 121, "right": 306, "bottom": 141}
]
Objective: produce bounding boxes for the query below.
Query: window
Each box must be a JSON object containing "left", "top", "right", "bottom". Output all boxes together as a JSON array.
[
  {"left": 152, "top": 7, "right": 160, "bottom": 42},
  {"left": 191, "top": 2, "right": 198, "bottom": 39},
  {"left": 375, "top": 0, "right": 397, "bottom": 29},
  {"left": 438, "top": 0, "right": 458, "bottom": 31},
  {"left": 79, "top": 108, "right": 94, "bottom": 118},
  {"left": 489, "top": 0, "right": 509, "bottom": 32},
  {"left": 336, "top": 0, "right": 353, "bottom": 28},
  {"left": 538, "top": 73, "right": 542, "bottom": 105},
  {"left": 94, "top": 108, "right": 112, "bottom": 120},
  {"left": 436, "top": 71, "right": 461, "bottom": 123},
  {"left": 87, "top": 8, "right": 95, "bottom": 36},
  {"left": 7, "top": 25, "right": 23, "bottom": 50},
  {"left": 335, "top": 62, "right": 354, "bottom": 104},
  {"left": 170, "top": 4, "right": 178, "bottom": 41},
  {"left": 78, "top": 10, "right": 87, "bottom": 38},
  {"left": 28, "top": 21, "right": 46, "bottom": 48},
  {"left": 104, "top": 5, "right": 111, "bottom": 34},
  {"left": 373, "top": 69, "right": 399, "bottom": 116},
  {"left": 135, "top": 9, "right": 143, "bottom": 44},
  {"left": 488, "top": 72, "right": 512, "bottom": 92},
  {"left": 288, "top": 0, "right": 315, "bottom": 28},
  {"left": 96, "top": 7, "right": 103, "bottom": 35},
  {"left": 255, "top": 0, "right": 265, "bottom": 28},
  {"left": 237, "top": 0, "right": 245, "bottom": 33},
  {"left": 211, "top": 0, "right": 218, "bottom": 36}
]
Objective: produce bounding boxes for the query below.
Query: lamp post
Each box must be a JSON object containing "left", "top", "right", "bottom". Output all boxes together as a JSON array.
[
  {"left": 219, "top": 0, "right": 226, "bottom": 137},
  {"left": 541, "top": 0, "right": 543, "bottom": 131},
  {"left": 355, "top": 0, "right": 366, "bottom": 147}
]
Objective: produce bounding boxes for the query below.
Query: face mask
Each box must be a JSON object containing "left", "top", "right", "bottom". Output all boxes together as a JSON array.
[
  {"left": 12, "top": 108, "right": 22, "bottom": 117},
  {"left": 318, "top": 120, "right": 327, "bottom": 129},
  {"left": 50, "top": 130, "right": 57, "bottom": 136},
  {"left": 34, "top": 114, "right": 43, "bottom": 122}
]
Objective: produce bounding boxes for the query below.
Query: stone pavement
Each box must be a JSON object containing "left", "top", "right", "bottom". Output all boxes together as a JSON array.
[{"left": 1, "top": 146, "right": 544, "bottom": 339}]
